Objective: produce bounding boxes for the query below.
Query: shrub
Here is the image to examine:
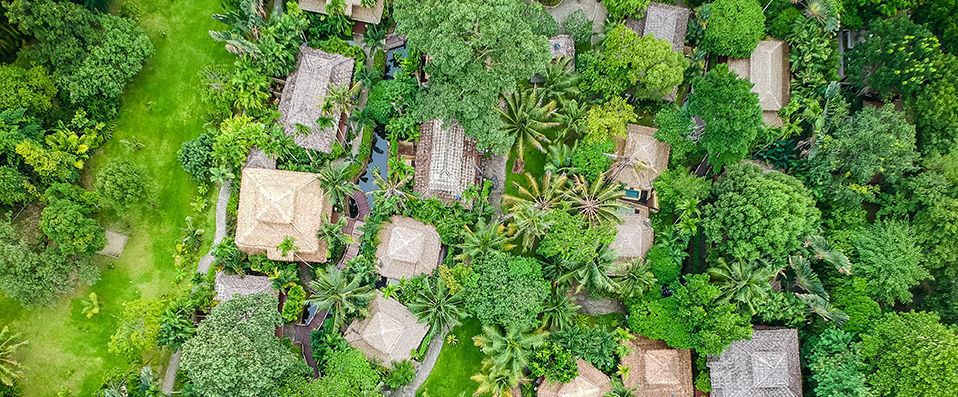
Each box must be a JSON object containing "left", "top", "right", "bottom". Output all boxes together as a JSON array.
[
  {"left": 603, "top": 0, "right": 651, "bottom": 20},
  {"left": 383, "top": 360, "right": 415, "bottom": 388},
  {"left": 529, "top": 341, "right": 579, "bottom": 382},
  {"left": 805, "top": 328, "right": 871, "bottom": 397},
  {"left": 178, "top": 132, "right": 214, "bottom": 182},
  {"left": 281, "top": 284, "right": 307, "bottom": 323},
  {"left": 699, "top": 0, "right": 766, "bottom": 58},
  {"left": 0, "top": 64, "right": 58, "bottom": 114},
  {"left": 462, "top": 251, "right": 549, "bottom": 331},
  {"left": 561, "top": 10, "right": 593, "bottom": 48},
  {"left": 767, "top": 7, "right": 801, "bottom": 40},
  {"left": 525, "top": 2, "right": 559, "bottom": 36},
  {"left": 95, "top": 159, "right": 150, "bottom": 211},
  {"left": 569, "top": 138, "right": 615, "bottom": 181}
]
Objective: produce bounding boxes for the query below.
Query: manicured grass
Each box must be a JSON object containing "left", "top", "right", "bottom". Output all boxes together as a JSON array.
[
  {"left": 417, "top": 317, "right": 485, "bottom": 397},
  {"left": 0, "top": 0, "right": 231, "bottom": 395}
]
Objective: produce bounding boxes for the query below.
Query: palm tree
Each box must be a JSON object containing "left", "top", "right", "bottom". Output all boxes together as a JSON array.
[
  {"left": 502, "top": 172, "right": 569, "bottom": 211},
  {"left": 707, "top": 258, "right": 779, "bottom": 315},
  {"left": 796, "top": 293, "right": 849, "bottom": 326},
  {"left": 613, "top": 258, "right": 657, "bottom": 300},
  {"left": 566, "top": 173, "right": 626, "bottom": 226},
  {"left": 317, "top": 214, "right": 354, "bottom": 258},
  {"left": 321, "top": 82, "right": 362, "bottom": 118},
  {"left": 354, "top": 66, "right": 382, "bottom": 90},
  {"left": 804, "top": 235, "right": 852, "bottom": 274},
  {"left": 536, "top": 57, "right": 580, "bottom": 105},
  {"left": 506, "top": 201, "right": 553, "bottom": 253},
  {"left": 473, "top": 325, "right": 547, "bottom": 375},
  {"left": 540, "top": 288, "right": 580, "bottom": 331},
  {"left": 606, "top": 151, "right": 652, "bottom": 191},
  {"left": 362, "top": 24, "right": 386, "bottom": 53},
  {"left": 0, "top": 325, "right": 27, "bottom": 387},
  {"left": 317, "top": 164, "right": 359, "bottom": 211},
  {"left": 458, "top": 218, "right": 512, "bottom": 262},
  {"left": 557, "top": 246, "right": 619, "bottom": 294},
  {"left": 407, "top": 278, "right": 467, "bottom": 337},
  {"left": 498, "top": 88, "right": 559, "bottom": 171},
  {"left": 306, "top": 264, "right": 376, "bottom": 332},
  {"left": 785, "top": 255, "right": 827, "bottom": 299},
  {"left": 543, "top": 142, "right": 579, "bottom": 175},
  {"left": 370, "top": 167, "right": 413, "bottom": 208},
  {"left": 348, "top": 107, "right": 377, "bottom": 135},
  {"left": 471, "top": 359, "right": 520, "bottom": 397},
  {"left": 277, "top": 236, "right": 299, "bottom": 259},
  {"left": 554, "top": 99, "right": 588, "bottom": 143}
]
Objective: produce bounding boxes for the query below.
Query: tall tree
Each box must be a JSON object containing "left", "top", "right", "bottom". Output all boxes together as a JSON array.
[
  {"left": 565, "top": 173, "right": 625, "bottom": 226},
  {"left": 580, "top": 24, "right": 688, "bottom": 99},
  {"left": 851, "top": 218, "right": 929, "bottom": 306},
  {"left": 306, "top": 264, "right": 375, "bottom": 332},
  {"left": 317, "top": 163, "right": 358, "bottom": 211},
  {"left": 498, "top": 88, "right": 558, "bottom": 170},
  {"left": 407, "top": 277, "right": 466, "bottom": 337},
  {"left": 687, "top": 64, "right": 764, "bottom": 170},
  {"left": 860, "top": 311, "right": 958, "bottom": 397}
]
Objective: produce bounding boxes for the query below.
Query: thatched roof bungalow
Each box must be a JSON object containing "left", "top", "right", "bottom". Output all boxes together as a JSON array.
[
  {"left": 624, "top": 2, "right": 690, "bottom": 101},
  {"left": 610, "top": 124, "right": 670, "bottom": 210},
  {"left": 235, "top": 168, "right": 332, "bottom": 262},
  {"left": 707, "top": 328, "right": 803, "bottom": 397},
  {"left": 609, "top": 213, "right": 654, "bottom": 263},
  {"left": 413, "top": 119, "right": 481, "bottom": 205},
  {"left": 344, "top": 292, "right": 429, "bottom": 366},
  {"left": 214, "top": 273, "right": 275, "bottom": 303},
  {"left": 620, "top": 335, "right": 693, "bottom": 397},
  {"left": 278, "top": 46, "right": 354, "bottom": 154},
  {"left": 299, "top": 0, "right": 384, "bottom": 24},
  {"left": 727, "top": 39, "right": 790, "bottom": 127},
  {"left": 537, "top": 359, "right": 613, "bottom": 397},
  {"left": 375, "top": 216, "right": 442, "bottom": 280}
]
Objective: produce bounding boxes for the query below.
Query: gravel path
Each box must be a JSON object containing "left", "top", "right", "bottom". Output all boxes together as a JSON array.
[
  {"left": 196, "top": 180, "right": 231, "bottom": 274},
  {"left": 160, "top": 350, "right": 181, "bottom": 394}
]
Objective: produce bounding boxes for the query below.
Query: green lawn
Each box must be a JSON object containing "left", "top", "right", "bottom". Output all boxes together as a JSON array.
[
  {"left": 417, "top": 317, "right": 485, "bottom": 397},
  {"left": 504, "top": 146, "right": 547, "bottom": 198},
  {"left": 0, "top": 0, "right": 231, "bottom": 395}
]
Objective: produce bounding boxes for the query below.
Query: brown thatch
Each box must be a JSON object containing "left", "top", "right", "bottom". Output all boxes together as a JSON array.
[
  {"left": 214, "top": 272, "right": 275, "bottom": 303},
  {"left": 549, "top": 35, "right": 575, "bottom": 59},
  {"left": 278, "top": 46, "right": 354, "bottom": 153},
  {"left": 707, "top": 328, "right": 803, "bottom": 397},
  {"left": 624, "top": 2, "right": 691, "bottom": 53},
  {"left": 344, "top": 292, "right": 429, "bottom": 366},
  {"left": 299, "top": 0, "right": 385, "bottom": 24},
  {"left": 610, "top": 124, "right": 670, "bottom": 191},
  {"left": 245, "top": 147, "right": 277, "bottom": 169},
  {"left": 609, "top": 213, "right": 654, "bottom": 262},
  {"left": 235, "top": 168, "right": 332, "bottom": 262},
  {"left": 375, "top": 216, "right": 442, "bottom": 280},
  {"left": 97, "top": 230, "right": 129, "bottom": 258},
  {"left": 537, "top": 359, "right": 613, "bottom": 397},
  {"left": 727, "top": 39, "right": 790, "bottom": 127},
  {"left": 620, "top": 335, "right": 693, "bottom": 397},
  {"left": 414, "top": 119, "right": 481, "bottom": 205}
]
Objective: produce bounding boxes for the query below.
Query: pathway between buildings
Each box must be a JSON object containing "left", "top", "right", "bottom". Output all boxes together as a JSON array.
[
  {"left": 392, "top": 329, "right": 449, "bottom": 397},
  {"left": 196, "top": 180, "right": 231, "bottom": 274}
]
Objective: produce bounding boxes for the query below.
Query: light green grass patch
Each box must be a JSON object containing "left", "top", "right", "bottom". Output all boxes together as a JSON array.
[{"left": 417, "top": 316, "right": 485, "bottom": 397}]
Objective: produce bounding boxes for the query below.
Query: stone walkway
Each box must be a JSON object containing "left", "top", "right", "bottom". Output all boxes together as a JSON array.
[
  {"left": 481, "top": 154, "right": 508, "bottom": 215},
  {"left": 196, "top": 180, "right": 231, "bottom": 274},
  {"left": 160, "top": 350, "right": 181, "bottom": 394},
  {"left": 391, "top": 328, "right": 449, "bottom": 397}
]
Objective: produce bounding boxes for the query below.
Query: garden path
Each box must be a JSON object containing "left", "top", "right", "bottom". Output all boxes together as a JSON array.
[
  {"left": 196, "top": 180, "right": 231, "bottom": 274},
  {"left": 392, "top": 328, "right": 449, "bottom": 397}
]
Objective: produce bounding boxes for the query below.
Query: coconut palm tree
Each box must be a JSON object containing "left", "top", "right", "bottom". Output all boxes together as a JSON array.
[
  {"left": 613, "top": 258, "right": 657, "bottom": 300},
  {"left": 557, "top": 245, "right": 619, "bottom": 294},
  {"left": 407, "top": 278, "right": 467, "bottom": 337},
  {"left": 536, "top": 57, "right": 580, "bottom": 105},
  {"left": 307, "top": 264, "right": 376, "bottom": 332},
  {"left": 707, "top": 258, "right": 779, "bottom": 315},
  {"left": 498, "top": 88, "right": 559, "bottom": 171},
  {"left": 458, "top": 218, "right": 512, "bottom": 262},
  {"left": 506, "top": 201, "right": 553, "bottom": 253},
  {"left": 502, "top": 172, "right": 569, "bottom": 211},
  {"left": 321, "top": 82, "right": 362, "bottom": 118},
  {"left": 554, "top": 99, "right": 588, "bottom": 143},
  {"left": 0, "top": 325, "right": 27, "bottom": 387},
  {"left": 473, "top": 325, "right": 547, "bottom": 375},
  {"left": 566, "top": 173, "right": 626, "bottom": 226},
  {"left": 370, "top": 167, "right": 413, "bottom": 208},
  {"left": 471, "top": 359, "right": 520, "bottom": 397},
  {"left": 540, "top": 288, "right": 580, "bottom": 331},
  {"left": 796, "top": 293, "right": 849, "bottom": 326},
  {"left": 362, "top": 24, "right": 386, "bottom": 53},
  {"left": 606, "top": 151, "right": 652, "bottom": 191},
  {"left": 317, "top": 214, "right": 354, "bottom": 258},
  {"left": 317, "top": 163, "right": 358, "bottom": 211}
]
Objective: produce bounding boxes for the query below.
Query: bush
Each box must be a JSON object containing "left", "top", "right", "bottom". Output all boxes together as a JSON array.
[
  {"left": 767, "top": 7, "right": 801, "bottom": 40},
  {"left": 525, "top": 2, "right": 559, "bottom": 36},
  {"left": 95, "top": 159, "right": 150, "bottom": 211},
  {"left": 529, "top": 341, "right": 579, "bottom": 382},
  {"left": 699, "top": 0, "right": 766, "bottom": 58},
  {"left": 0, "top": 64, "right": 58, "bottom": 114},
  {"left": 178, "top": 132, "right": 214, "bottom": 182},
  {"left": 570, "top": 138, "right": 615, "bottom": 181},
  {"left": 462, "top": 251, "right": 549, "bottom": 331},
  {"left": 561, "top": 10, "right": 593, "bottom": 48},
  {"left": 550, "top": 325, "right": 619, "bottom": 371},
  {"left": 383, "top": 360, "right": 415, "bottom": 388},
  {"left": 281, "top": 284, "right": 307, "bottom": 323},
  {"left": 805, "top": 328, "right": 870, "bottom": 397},
  {"left": 603, "top": 0, "right": 651, "bottom": 20}
]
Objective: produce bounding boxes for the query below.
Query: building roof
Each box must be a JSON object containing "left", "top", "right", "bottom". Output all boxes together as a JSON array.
[
  {"left": 214, "top": 272, "right": 275, "bottom": 303},
  {"left": 278, "top": 46, "right": 354, "bottom": 154},
  {"left": 414, "top": 119, "right": 481, "bottom": 203},
  {"left": 620, "top": 335, "right": 694, "bottom": 397},
  {"left": 609, "top": 213, "right": 654, "bottom": 262},
  {"left": 245, "top": 147, "right": 277, "bottom": 169},
  {"left": 624, "top": 2, "right": 691, "bottom": 53},
  {"left": 727, "top": 39, "right": 790, "bottom": 116},
  {"left": 299, "top": 0, "right": 384, "bottom": 24},
  {"left": 344, "top": 292, "right": 429, "bottom": 366},
  {"left": 375, "top": 216, "right": 442, "bottom": 280},
  {"left": 708, "top": 328, "right": 803, "bottom": 397},
  {"left": 610, "top": 124, "right": 670, "bottom": 190},
  {"left": 549, "top": 35, "right": 575, "bottom": 59},
  {"left": 235, "top": 168, "right": 331, "bottom": 262},
  {"left": 537, "top": 359, "right": 613, "bottom": 397}
]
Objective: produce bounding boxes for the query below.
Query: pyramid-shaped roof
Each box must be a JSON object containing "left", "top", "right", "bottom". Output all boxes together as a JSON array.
[
  {"left": 727, "top": 39, "right": 790, "bottom": 126},
  {"left": 413, "top": 120, "right": 481, "bottom": 205},
  {"left": 344, "top": 292, "right": 429, "bottom": 366},
  {"left": 375, "top": 216, "right": 442, "bottom": 279},
  {"left": 609, "top": 213, "right": 654, "bottom": 262},
  {"left": 278, "top": 46, "right": 354, "bottom": 154},
  {"left": 610, "top": 125, "right": 670, "bottom": 190},
  {"left": 707, "top": 328, "right": 802, "bottom": 397},
  {"left": 620, "top": 335, "right": 693, "bottom": 397},
  {"left": 537, "top": 359, "right": 613, "bottom": 397}
]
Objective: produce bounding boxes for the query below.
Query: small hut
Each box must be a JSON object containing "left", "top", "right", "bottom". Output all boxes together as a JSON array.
[
  {"left": 299, "top": 0, "right": 385, "bottom": 24},
  {"left": 620, "top": 335, "right": 693, "bottom": 397},
  {"left": 344, "top": 292, "right": 429, "bottom": 367},
  {"left": 235, "top": 168, "right": 332, "bottom": 262},
  {"left": 707, "top": 328, "right": 803, "bottom": 397},
  {"left": 245, "top": 148, "right": 277, "bottom": 169},
  {"left": 610, "top": 124, "right": 670, "bottom": 210},
  {"left": 548, "top": 35, "right": 575, "bottom": 60},
  {"left": 609, "top": 213, "right": 654, "bottom": 263},
  {"left": 727, "top": 39, "right": 791, "bottom": 127},
  {"left": 413, "top": 119, "right": 481, "bottom": 205},
  {"left": 214, "top": 273, "right": 275, "bottom": 303},
  {"left": 278, "top": 46, "right": 355, "bottom": 154},
  {"left": 375, "top": 216, "right": 442, "bottom": 280},
  {"left": 624, "top": 2, "right": 691, "bottom": 101},
  {"left": 537, "top": 359, "right": 613, "bottom": 397}
]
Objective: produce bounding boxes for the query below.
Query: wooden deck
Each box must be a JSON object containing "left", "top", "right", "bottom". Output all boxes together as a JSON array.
[
  {"left": 293, "top": 309, "right": 329, "bottom": 378},
  {"left": 351, "top": 190, "right": 371, "bottom": 220}
]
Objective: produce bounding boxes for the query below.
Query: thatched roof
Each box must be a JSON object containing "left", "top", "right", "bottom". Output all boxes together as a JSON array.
[
  {"left": 610, "top": 124, "right": 670, "bottom": 190},
  {"left": 609, "top": 213, "right": 654, "bottom": 262},
  {"left": 214, "top": 272, "right": 275, "bottom": 303},
  {"left": 537, "top": 359, "right": 613, "bottom": 397},
  {"left": 299, "top": 0, "right": 384, "bottom": 24},
  {"left": 624, "top": 2, "right": 691, "bottom": 53},
  {"left": 727, "top": 39, "right": 790, "bottom": 126},
  {"left": 375, "top": 216, "right": 441, "bottom": 279},
  {"left": 245, "top": 147, "right": 276, "bottom": 169},
  {"left": 549, "top": 35, "right": 575, "bottom": 59},
  {"left": 414, "top": 119, "right": 481, "bottom": 204},
  {"left": 278, "top": 46, "right": 354, "bottom": 153},
  {"left": 235, "top": 168, "right": 331, "bottom": 262},
  {"left": 344, "top": 292, "right": 429, "bottom": 366},
  {"left": 707, "top": 328, "right": 803, "bottom": 397},
  {"left": 620, "top": 335, "right": 693, "bottom": 397}
]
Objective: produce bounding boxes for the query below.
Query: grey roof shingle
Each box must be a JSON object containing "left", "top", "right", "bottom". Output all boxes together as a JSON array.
[
  {"left": 708, "top": 328, "right": 803, "bottom": 397},
  {"left": 278, "top": 46, "right": 354, "bottom": 154}
]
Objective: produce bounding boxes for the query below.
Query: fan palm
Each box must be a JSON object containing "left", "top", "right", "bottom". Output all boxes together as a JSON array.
[
  {"left": 458, "top": 218, "right": 512, "bottom": 262},
  {"left": 540, "top": 288, "right": 580, "bottom": 331},
  {"left": 317, "top": 163, "right": 359, "bottom": 210},
  {"left": 0, "top": 325, "right": 27, "bottom": 386},
  {"left": 614, "top": 258, "right": 657, "bottom": 300},
  {"left": 307, "top": 265, "right": 376, "bottom": 332},
  {"left": 473, "top": 325, "right": 547, "bottom": 375},
  {"left": 566, "top": 173, "right": 626, "bottom": 226},
  {"left": 786, "top": 255, "right": 828, "bottom": 299},
  {"left": 796, "top": 293, "right": 850, "bottom": 326},
  {"left": 804, "top": 235, "right": 852, "bottom": 275},
  {"left": 498, "top": 88, "right": 559, "bottom": 169},
  {"left": 506, "top": 201, "right": 553, "bottom": 253},
  {"left": 407, "top": 278, "right": 467, "bottom": 337},
  {"left": 557, "top": 246, "right": 620, "bottom": 294},
  {"left": 537, "top": 57, "right": 580, "bottom": 105},
  {"left": 471, "top": 359, "right": 520, "bottom": 397},
  {"left": 707, "top": 258, "right": 779, "bottom": 315},
  {"left": 503, "top": 172, "right": 569, "bottom": 211}
]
